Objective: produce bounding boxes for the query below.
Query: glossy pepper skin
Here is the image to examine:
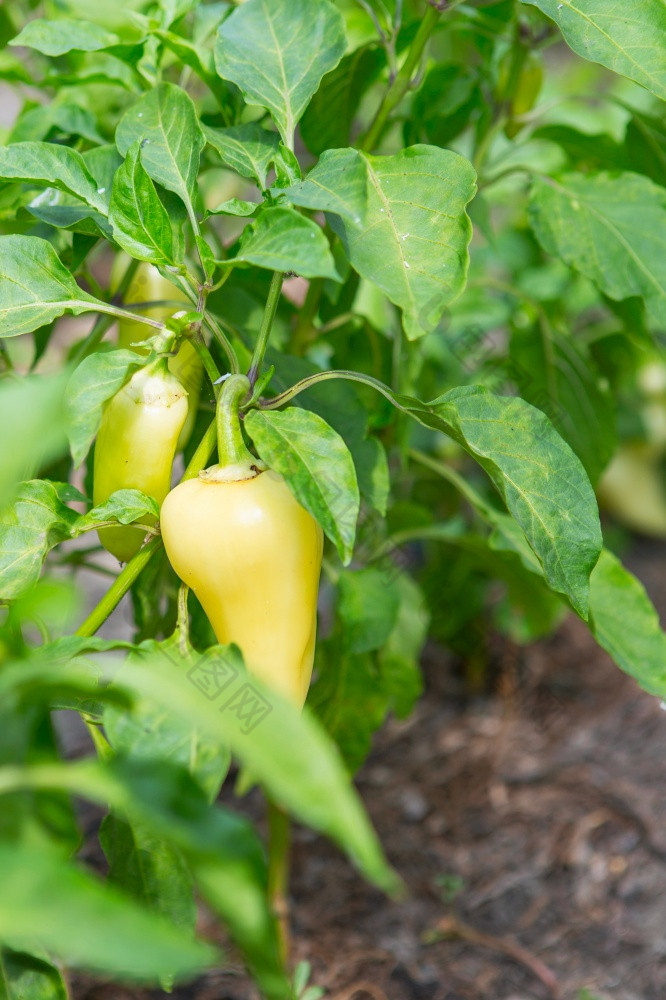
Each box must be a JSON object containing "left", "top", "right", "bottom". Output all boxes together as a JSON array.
[
  {"left": 93, "top": 362, "right": 188, "bottom": 563},
  {"left": 160, "top": 376, "right": 324, "bottom": 707},
  {"left": 111, "top": 256, "right": 203, "bottom": 449}
]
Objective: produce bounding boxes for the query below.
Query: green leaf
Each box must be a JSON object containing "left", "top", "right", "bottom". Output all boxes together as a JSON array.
[
  {"left": 300, "top": 45, "right": 384, "bottom": 156},
  {"left": 337, "top": 568, "right": 401, "bottom": 654},
  {"left": 277, "top": 147, "right": 367, "bottom": 224},
  {"left": 22, "top": 144, "right": 120, "bottom": 238},
  {"left": 84, "top": 144, "right": 124, "bottom": 202},
  {"left": 409, "top": 63, "right": 479, "bottom": 148},
  {"left": 377, "top": 574, "right": 427, "bottom": 719},
  {"left": 509, "top": 326, "right": 616, "bottom": 484},
  {"left": 153, "top": 28, "right": 225, "bottom": 99},
  {"left": 354, "top": 436, "right": 390, "bottom": 516},
  {"left": 0, "top": 142, "right": 108, "bottom": 214},
  {"left": 203, "top": 123, "right": 281, "bottom": 189},
  {"left": 109, "top": 141, "right": 177, "bottom": 266},
  {"left": 0, "top": 235, "right": 102, "bottom": 338},
  {"left": 267, "top": 353, "right": 388, "bottom": 513},
  {"left": 9, "top": 17, "right": 121, "bottom": 56},
  {"left": 99, "top": 814, "right": 196, "bottom": 948},
  {"left": 0, "top": 480, "right": 78, "bottom": 600},
  {"left": 153, "top": 28, "right": 230, "bottom": 107},
  {"left": 0, "top": 649, "right": 398, "bottom": 896},
  {"left": 76, "top": 489, "right": 160, "bottom": 532},
  {"left": 224, "top": 206, "right": 339, "bottom": 280},
  {"left": 114, "top": 758, "right": 288, "bottom": 1000},
  {"left": 330, "top": 145, "right": 477, "bottom": 340},
  {"left": 15, "top": 750, "right": 288, "bottom": 999},
  {"left": 0, "top": 948, "right": 68, "bottom": 1000},
  {"left": 531, "top": 124, "right": 624, "bottom": 172},
  {"left": 116, "top": 82, "right": 205, "bottom": 217},
  {"left": 349, "top": 377, "right": 601, "bottom": 617},
  {"left": 427, "top": 387, "right": 602, "bottom": 618},
  {"left": 104, "top": 639, "right": 231, "bottom": 801},
  {"left": 521, "top": 0, "right": 666, "bottom": 102},
  {"left": 589, "top": 548, "right": 666, "bottom": 697},
  {"left": 0, "top": 843, "right": 214, "bottom": 981},
  {"left": 311, "top": 572, "right": 425, "bottom": 771},
  {"left": 310, "top": 648, "right": 388, "bottom": 772},
  {"left": 529, "top": 171, "right": 666, "bottom": 327},
  {"left": 245, "top": 407, "right": 359, "bottom": 563},
  {"left": 195, "top": 236, "right": 216, "bottom": 282},
  {"left": 43, "top": 54, "right": 141, "bottom": 92},
  {"left": 621, "top": 107, "right": 666, "bottom": 186},
  {"left": 129, "top": 652, "right": 396, "bottom": 892},
  {"left": 272, "top": 143, "right": 301, "bottom": 187},
  {"left": 65, "top": 350, "right": 145, "bottom": 467},
  {"left": 0, "top": 375, "right": 67, "bottom": 505},
  {"left": 489, "top": 528, "right": 666, "bottom": 698},
  {"left": 207, "top": 198, "right": 260, "bottom": 218},
  {"left": 486, "top": 534, "right": 568, "bottom": 644},
  {"left": 0, "top": 51, "right": 32, "bottom": 84},
  {"left": 26, "top": 192, "right": 112, "bottom": 241},
  {"left": 40, "top": 635, "right": 135, "bottom": 663},
  {"left": 9, "top": 103, "right": 105, "bottom": 144},
  {"left": 214, "top": 0, "right": 346, "bottom": 148}
]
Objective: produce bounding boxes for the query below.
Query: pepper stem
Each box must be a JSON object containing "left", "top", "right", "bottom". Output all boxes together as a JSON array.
[
  {"left": 267, "top": 799, "right": 292, "bottom": 966},
  {"left": 204, "top": 374, "right": 265, "bottom": 483}
]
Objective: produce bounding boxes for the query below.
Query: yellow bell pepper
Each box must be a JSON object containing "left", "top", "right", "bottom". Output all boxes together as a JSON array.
[{"left": 160, "top": 375, "right": 323, "bottom": 706}]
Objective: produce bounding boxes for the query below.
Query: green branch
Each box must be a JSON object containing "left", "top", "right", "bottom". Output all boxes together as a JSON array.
[
  {"left": 247, "top": 271, "right": 283, "bottom": 387},
  {"left": 74, "top": 537, "right": 162, "bottom": 639},
  {"left": 360, "top": 2, "right": 445, "bottom": 152}
]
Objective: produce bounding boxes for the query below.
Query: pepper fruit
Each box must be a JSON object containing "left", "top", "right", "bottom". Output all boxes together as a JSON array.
[
  {"left": 597, "top": 443, "right": 666, "bottom": 538},
  {"left": 160, "top": 375, "right": 323, "bottom": 706},
  {"left": 94, "top": 360, "right": 188, "bottom": 562},
  {"left": 111, "top": 255, "right": 203, "bottom": 449}
]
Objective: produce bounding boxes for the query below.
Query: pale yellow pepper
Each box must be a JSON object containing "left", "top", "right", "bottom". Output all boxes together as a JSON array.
[
  {"left": 160, "top": 375, "right": 323, "bottom": 706},
  {"left": 111, "top": 256, "right": 203, "bottom": 449},
  {"left": 93, "top": 361, "right": 188, "bottom": 562}
]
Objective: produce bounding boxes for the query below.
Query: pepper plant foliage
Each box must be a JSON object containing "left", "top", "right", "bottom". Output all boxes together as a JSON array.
[{"left": 0, "top": 0, "right": 665, "bottom": 996}]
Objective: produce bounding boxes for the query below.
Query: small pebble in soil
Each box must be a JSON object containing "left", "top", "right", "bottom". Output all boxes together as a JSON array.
[{"left": 399, "top": 788, "right": 430, "bottom": 823}]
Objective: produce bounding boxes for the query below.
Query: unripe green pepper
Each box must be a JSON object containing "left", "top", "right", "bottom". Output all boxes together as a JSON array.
[
  {"left": 160, "top": 376, "right": 323, "bottom": 706},
  {"left": 111, "top": 256, "right": 203, "bottom": 449},
  {"left": 93, "top": 360, "right": 188, "bottom": 562}
]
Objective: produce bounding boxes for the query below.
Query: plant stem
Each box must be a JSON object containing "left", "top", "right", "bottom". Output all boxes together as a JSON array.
[
  {"left": 190, "top": 332, "right": 222, "bottom": 390},
  {"left": 183, "top": 419, "right": 217, "bottom": 480},
  {"left": 186, "top": 204, "right": 206, "bottom": 277},
  {"left": 215, "top": 374, "right": 254, "bottom": 467},
  {"left": 267, "top": 799, "right": 292, "bottom": 966},
  {"left": 360, "top": 2, "right": 443, "bottom": 152},
  {"left": 74, "top": 537, "right": 163, "bottom": 639},
  {"left": 176, "top": 583, "right": 190, "bottom": 656},
  {"left": 203, "top": 313, "right": 241, "bottom": 374},
  {"left": 95, "top": 303, "right": 165, "bottom": 330},
  {"left": 260, "top": 368, "right": 403, "bottom": 411},
  {"left": 83, "top": 717, "right": 113, "bottom": 759},
  {"left": 478, "top": 164, "right": 530, "bottom": 190},
  {"left": 247, "top": 272, "right": 283, "bottom": 387}
]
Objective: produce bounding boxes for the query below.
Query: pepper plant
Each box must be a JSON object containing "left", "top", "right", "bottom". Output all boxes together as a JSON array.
[{"left": 1, "top": 0, "right": 666, "bottom": 997}]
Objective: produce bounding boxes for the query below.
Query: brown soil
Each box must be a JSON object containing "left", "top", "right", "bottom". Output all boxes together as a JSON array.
[{"left": 71, "top": 540, "right": 666, "bottom": 1000}]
